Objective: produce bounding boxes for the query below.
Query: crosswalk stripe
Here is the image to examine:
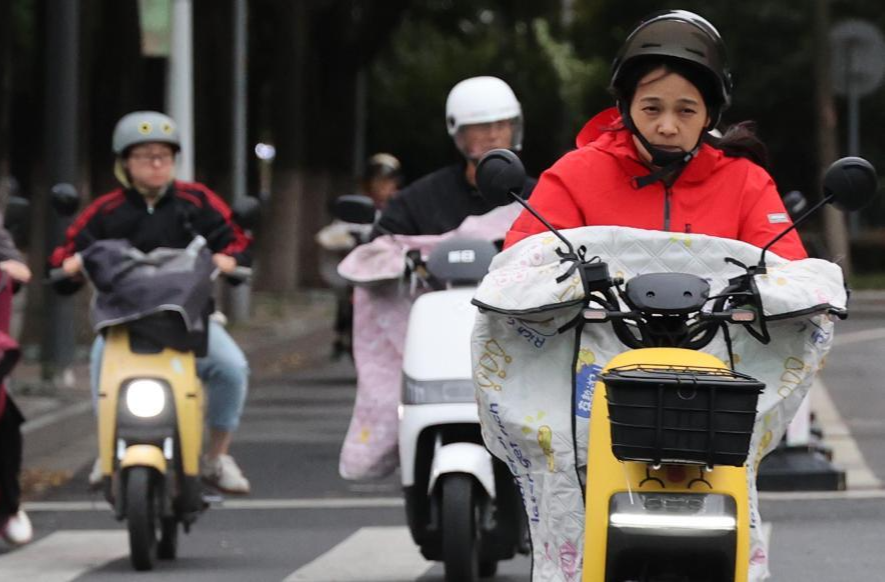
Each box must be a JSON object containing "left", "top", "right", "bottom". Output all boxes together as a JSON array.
[
  {"left": 812, "top": 378, "right": 882, "bottom": 489},
  {"left": 282, "top": 526, "right": 432, "bottom": 582},
  {"left": 24, "top": 496, "right": 405, "bottom": 512},
  {"left": 0, "top": 530, "right": 128, "bottom": 581}
]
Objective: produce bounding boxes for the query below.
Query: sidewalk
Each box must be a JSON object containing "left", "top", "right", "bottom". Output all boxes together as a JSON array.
[{"left": 10, "top": 289, "right": 338, "bottom": 500}]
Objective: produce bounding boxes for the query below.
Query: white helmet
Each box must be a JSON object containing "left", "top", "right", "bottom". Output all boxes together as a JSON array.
[{"left": 445, "top": 76, "right": 523, "bottom": 152}]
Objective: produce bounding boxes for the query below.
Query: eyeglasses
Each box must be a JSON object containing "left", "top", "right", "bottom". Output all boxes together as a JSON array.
[{"left": 129, "top": 152, "right": 175, "bottom": 165}]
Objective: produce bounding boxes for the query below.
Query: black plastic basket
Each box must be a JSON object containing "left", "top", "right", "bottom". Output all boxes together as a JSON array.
[{"left": 602, "top": 364, "right": 764, "bottom": 467}]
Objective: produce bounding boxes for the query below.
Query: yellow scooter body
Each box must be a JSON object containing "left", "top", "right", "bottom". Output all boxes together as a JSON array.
[
  {"left": 583, "top": 348, "right": 749, "bottom": 582},
  {"left": 97, "top": 326, "right": 203, "bottom": 482}
]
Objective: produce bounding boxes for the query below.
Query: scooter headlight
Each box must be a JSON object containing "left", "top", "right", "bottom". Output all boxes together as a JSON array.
[
  {"left": 609, "top": 492, "right": 736, "bottom": 532},
  {"left": 125, "top": 379, "right": 167, "bottom": 418},
  {"left": 402, "top": 375, "right": 476, "bottom": 405}
]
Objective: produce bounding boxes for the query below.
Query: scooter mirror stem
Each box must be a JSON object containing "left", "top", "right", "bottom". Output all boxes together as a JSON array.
[
  {"left": 757, "top": 193, "right": 833, "bottom": 271},
  {"left": 507, "top": 190, "right": 577, "bottom": 256}
]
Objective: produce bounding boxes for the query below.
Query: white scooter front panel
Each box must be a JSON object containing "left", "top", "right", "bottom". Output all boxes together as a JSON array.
[{"left": 402, "top": 288, "right": 478, "bottom": 381}]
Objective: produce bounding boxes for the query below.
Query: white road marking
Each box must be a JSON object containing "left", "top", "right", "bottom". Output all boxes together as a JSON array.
[
  {"left": 834, "top": 327, "right": 885, "bottom": 347},
  {"left": 283, "top": 526, "right": 432, "bottom": 582},
  {"left": 759, "top": 488, "right": 885, "bottom": 501},
  {"left": 811, "top": 378, "right": 883, "bottom": 489},
  {"left": 24, "top": 496, "right": 405, "bottom": 513},
  {"left": 0, "top": 530, "right": 128, "bottom": 581},
  {"left": 20, "top": 401, "right": 92, "bottom": 435}
]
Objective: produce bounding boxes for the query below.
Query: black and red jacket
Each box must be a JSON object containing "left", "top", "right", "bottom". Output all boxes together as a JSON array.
[{"left": 49, "top": 181, "right": 252, "bottom": 291}]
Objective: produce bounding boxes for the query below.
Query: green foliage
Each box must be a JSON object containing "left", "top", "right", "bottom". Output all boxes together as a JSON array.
[
  {"left": 366, "top": 1, "right": 570, "bottom": 182},
  {"left": 532, "top": 18, "right": 606, "bottom": 141}
]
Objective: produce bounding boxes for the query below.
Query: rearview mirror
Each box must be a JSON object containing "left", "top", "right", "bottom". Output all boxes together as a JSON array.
[
  {"left": 3, "top": 196, "right": 31, "bottom": 246},
  {"left": 232, "top": 196, "right": 261, "bottom": 231},
  {"left": 476, "top": 149, "right": 526, "bottom": 208},
  {"left": 823, "top": 157, "right": 878, "bottom": 212},
  {"left": 50, "top": 182, "right": 80, "bottom": 217},
  {"left": 332, "top": 194, "right": 376, "bottom": 225}
]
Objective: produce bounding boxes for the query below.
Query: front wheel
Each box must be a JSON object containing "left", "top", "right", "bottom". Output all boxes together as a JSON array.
[
  {"left": 442, "top": 474, "right": 483, "bottom": 582},
  {"left": 126, "top": 467, "right": 158, "bottom": 571}
]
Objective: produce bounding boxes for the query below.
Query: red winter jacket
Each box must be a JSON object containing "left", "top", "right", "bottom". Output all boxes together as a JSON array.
[{"left": 505, "top": 109, "right": 807, "bottom": 260}]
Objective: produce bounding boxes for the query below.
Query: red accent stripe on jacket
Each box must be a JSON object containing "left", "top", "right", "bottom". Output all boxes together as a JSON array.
[
  {"left": 48, "top": 190, "right": 125, "bottom": 267},
  {"left": 178, "top": 181, "right": 251, "bottom": 257}
]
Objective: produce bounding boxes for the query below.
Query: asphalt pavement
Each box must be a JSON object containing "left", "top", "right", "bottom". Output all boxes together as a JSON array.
[{"left": 2, "top": 288, "right": 885, "bottom": 581}]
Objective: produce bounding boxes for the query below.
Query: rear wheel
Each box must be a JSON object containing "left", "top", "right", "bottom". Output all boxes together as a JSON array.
[
  {"left": 441, "top": 474, "right": 481, "bottom": 582},
  {"left": 126, "top": 467, "right": 158, "bottom": 571}
]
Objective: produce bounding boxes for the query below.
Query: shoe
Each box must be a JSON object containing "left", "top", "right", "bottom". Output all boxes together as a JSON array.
[
  {"left": 1, "top": 510, "right": 33, "bottom": 546},
  {"left": 88, "top": 458, "right": 103, "bottom": 491},
  {"left": 201, "top": 454, "right": 251, "bottom": 495}
]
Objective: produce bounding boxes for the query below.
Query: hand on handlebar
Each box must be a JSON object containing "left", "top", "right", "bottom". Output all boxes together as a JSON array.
[
  {"left": 212, "top": 253, "right": 237, "bottom": 274},
  {"left": 0, "top": 260, "right": 31, "bottom": 284},
  {"left": 62, "top": 255, "right": 83, "bottom": 276}
]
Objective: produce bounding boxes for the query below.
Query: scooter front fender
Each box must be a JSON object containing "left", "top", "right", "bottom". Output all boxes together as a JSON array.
[
  {"left": 119, "top": 444, "right": 167, "bottom": 473},
  {"left": 427, "top": 442, "right": 495, "bottom": 498}
]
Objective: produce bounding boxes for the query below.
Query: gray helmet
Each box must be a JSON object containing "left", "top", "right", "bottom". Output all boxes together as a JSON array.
[{"left": 112, "top": 111, "right": 181, "bottom": 156}]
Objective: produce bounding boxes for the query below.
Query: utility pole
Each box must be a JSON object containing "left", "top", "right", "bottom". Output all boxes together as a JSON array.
[
  {"left": 226, "top": 0, "right": 251, "bottom": 323},
  {"left": 41, "top": 0, "right": 79, "bottom": 385},
  {"left": 168, "top": 0, "right": 194, "bottom": 181}
]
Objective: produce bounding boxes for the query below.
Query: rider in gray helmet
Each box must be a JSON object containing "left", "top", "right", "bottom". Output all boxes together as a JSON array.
[{"left": 50, "top": 110, "right": 254, "bottom": 495}]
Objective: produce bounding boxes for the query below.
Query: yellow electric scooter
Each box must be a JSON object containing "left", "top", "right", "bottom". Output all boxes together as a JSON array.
[
  {"left": 51, "top": 237, "right": 237, "bottom": 571},
  {"left": 577, "top": 270, "right": 762, "bottom": 582},
  {"left": 473, "top": 149, "right": 878, "bottom": 582},
  {"left": 96, "top": 319, "right": 206, "bottom": 571}
]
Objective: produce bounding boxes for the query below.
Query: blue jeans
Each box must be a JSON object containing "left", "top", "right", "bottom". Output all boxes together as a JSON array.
[{"left": 90, "top": 320, "right": 250, "bottom": 431}]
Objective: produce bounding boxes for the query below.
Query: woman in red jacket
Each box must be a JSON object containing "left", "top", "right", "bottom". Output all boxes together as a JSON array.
[{"left": 505, "top": 10, "right": 806, "bottom": 261}]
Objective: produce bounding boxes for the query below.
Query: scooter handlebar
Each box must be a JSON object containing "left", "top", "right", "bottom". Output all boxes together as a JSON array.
[
  {"left": 225, "top": 266, "right": 253, "bottom": 283},
  {"left": 46, "top": 267, "right": 73, "bottom": 285}
]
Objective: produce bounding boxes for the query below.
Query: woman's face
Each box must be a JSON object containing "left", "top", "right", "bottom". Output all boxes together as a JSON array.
[{"left": 628, "top": 67, "right": 710, "bottom": 166}]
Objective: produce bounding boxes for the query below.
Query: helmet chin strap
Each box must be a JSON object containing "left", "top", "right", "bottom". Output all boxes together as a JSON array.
[{"left": 621, "top": 108, "right": 701, "bottom": 188}]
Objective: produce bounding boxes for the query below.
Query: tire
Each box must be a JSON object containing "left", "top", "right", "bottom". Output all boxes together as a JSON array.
[
  {"left": 442, "top": 474, "right": 480, "bottom": 582},
  {"left": 126, "top": 467, "right": 158, "bottom": 571},
  {"left": 479, "top": 558, "right": 498, "bottom": 578},
  {"left": 157, "top": 517, "right": 178, "bottom": 560}
]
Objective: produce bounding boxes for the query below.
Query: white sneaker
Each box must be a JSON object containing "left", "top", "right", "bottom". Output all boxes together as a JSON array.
[
  {"left": 1, "top": 510, "right": 33, "bottom": 546},
  {"left": 201, "top": 454, "right": 251, "bottom": 495},
  {"left": 88, "top": 458, "right": 103, "bottom": 490}
]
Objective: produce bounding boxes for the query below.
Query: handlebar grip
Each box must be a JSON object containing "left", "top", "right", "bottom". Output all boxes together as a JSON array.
[
  {"left": 46, "top": 268, "right": 71, "bottom": 284},
  {"left": 226, "top": 266, "right": 253, "bottom": 282}
]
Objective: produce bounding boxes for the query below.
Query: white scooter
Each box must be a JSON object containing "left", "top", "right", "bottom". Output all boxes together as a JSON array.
[
  {"left": 332, "top": 195, "right": 528, "bottom": 581},
  {"left": 398, "top": 237, "right": 528, "bottom": 581}
]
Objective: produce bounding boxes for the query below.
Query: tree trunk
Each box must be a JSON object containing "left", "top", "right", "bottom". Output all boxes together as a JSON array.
[
  {"left": 254, "top": 0, "right": 307, "bottom": 293},
  {"left": 0, "top": 0, "right": 11, "bottom": 201},
  {"left": 194, "top": 0, "right": 233, "bottom": 195},
  {"left": 86, "top": 0, "right": 146, "bottom": 197},
  {"left": 253, "top": 0, "right": 408, "bottom": 292},
  {"left": 814, "top": 0, "right": 852, "bottom": 274}
]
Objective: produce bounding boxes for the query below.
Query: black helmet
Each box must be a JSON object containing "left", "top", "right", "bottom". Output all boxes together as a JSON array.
[{"left": 611, "top": 10, "right": 732, "bottom": 128}]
